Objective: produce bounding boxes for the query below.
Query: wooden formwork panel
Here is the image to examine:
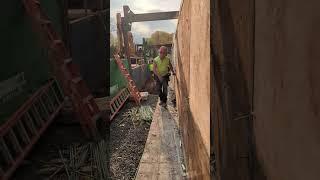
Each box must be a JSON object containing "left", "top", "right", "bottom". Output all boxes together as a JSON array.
[
  {"left": 174, "top": 0, "right": 210, "bottom": 179},
  {"left": 211, "top": 0, "right": 255, "bottom": 179},
  {"left": 254, "top": 0, "right": 320, "bottom": 180},
  {"left": 176, "top": 0, "right": 191, "bottom": 96},
  {"left": 189, "top": 0, "right": 210, "bottom": 156}
]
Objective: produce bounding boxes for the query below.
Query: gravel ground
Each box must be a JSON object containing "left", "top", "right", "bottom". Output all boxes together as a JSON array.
[{"left": 109, "top": 95, "right": 158, "bottom": 180}]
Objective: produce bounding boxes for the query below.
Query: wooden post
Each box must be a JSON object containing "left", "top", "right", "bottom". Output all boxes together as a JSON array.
[
  {"left": 123, "top": 6, "right": 132, "bottom": 71},
  {"left": 116, "top": 13, "right": 124, "bottom": 55}
]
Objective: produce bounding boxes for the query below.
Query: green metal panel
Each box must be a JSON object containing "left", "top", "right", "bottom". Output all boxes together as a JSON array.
[
  {"left": 109, "top": 58, "right": 129, "bottom": 97},
  {"left": 0, "top": 0, "right": 64, "bottom": 123}
]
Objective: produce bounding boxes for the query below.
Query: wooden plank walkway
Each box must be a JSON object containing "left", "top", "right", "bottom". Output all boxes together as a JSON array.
[{"left": 135, "top": 102, "right": 186, "bottom": 180}]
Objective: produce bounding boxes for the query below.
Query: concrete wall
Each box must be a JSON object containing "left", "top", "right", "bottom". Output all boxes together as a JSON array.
[
  {"left": 174, "top": 0, "right": 210, "bottom": 179},
  {"left": 254, "top": 0, "right": 320, "bottom": 180}
]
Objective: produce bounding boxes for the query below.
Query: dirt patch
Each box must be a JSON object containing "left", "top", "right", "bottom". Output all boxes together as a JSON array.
[{"left": 109, "top": 95, "right": 158, "bottom": 180}]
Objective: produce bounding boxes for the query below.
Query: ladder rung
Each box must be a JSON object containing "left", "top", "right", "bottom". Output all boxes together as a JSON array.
[
  {"left": 117, "top": 98, "right": 122, "bottom": 105},
  {"left": 115, "top": 97, "right": 120, "bottom": 104},
  {"left": 112, "top": 103, "right": 117, "bottom": 110},
  {"left": 71, "top": 77, "right": 82, "bottom": 83},
  {"left": 50, "top": 85, "right": 61, "bottom": 104},
  {"left": 45, "top": 92, "right": 56, "bottom": 112},
  {"left": 119, "top": 94, "right": 124, "bottom": 101},
  {"left": 24, "top": 113, "right": 38, "bottom": 135},
  {"left": 111, "top": 101, "right": 117, "bottom": 108},
  {"left": 8, "top": 130, "right": 23, "bottom": 153},
  {"left": 112, "top": 101, "right": 118, "bottom": 109},
  {"left": 52, "top": 81, "right": 64, "bottom": 101},
  {"left": 39, "top": 99, "right": 50, "bottom": 121},
  {"left": 117, "top": 97, "right": 122, "bottom": 103},
  {"left": 31, "top": 104, "right": 43, "bottom": 126},
  {"left": 0, "top": 138, "right": 14, "bottom": 164},
  {"left": 111, "top": 104, "right": 115, "bottom": 113},
  {"left": 115, "top": 100, "right": 120, "bottom": 107},
  {"left": 17, "top": 120, "right": 31, "bottom": 144}
]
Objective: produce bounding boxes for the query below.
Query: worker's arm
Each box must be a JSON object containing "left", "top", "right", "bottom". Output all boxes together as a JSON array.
[
  {"left": 169, "top": 61, "right": 176, "bottom": 75},
  {"left": 153, "top": 62, "right": 163, "bottom": 82}
]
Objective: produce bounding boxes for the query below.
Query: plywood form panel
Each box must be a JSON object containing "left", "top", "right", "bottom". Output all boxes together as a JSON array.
[
  {"left": 254, "top": 0, "right": 320, "bottom": 180},
  {"left": 212, "top": 0, "right": 255, "bottom": 179},
  {"left": 176, "top": 0, "right": 191, "bottom": 95},
  {"left": 174, "top": 0, "right": 210, "bottom": 179},
  {"left": 189, "top": 0, "right": 211, "bottom": 157}
]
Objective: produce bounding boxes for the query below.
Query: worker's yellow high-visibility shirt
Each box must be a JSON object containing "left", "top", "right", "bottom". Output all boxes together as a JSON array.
[
  {"left": 149, "top": 64, "right": 154, "bottom": 72},
  {"left": 154, "top": 56, "right": 170, "bottom": 76}
]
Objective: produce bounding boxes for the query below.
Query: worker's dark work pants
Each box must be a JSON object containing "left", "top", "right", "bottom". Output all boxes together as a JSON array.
[{"left": 155, "top": 74, "right": 169, "bottom": 103}]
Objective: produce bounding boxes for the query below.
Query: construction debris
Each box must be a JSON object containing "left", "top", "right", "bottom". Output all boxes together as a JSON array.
[
  {"left": 38, "top": 140, "right": 109, "bottom": 180},
  {"left": 123, "top": 105, "right": 153, "bottom": 127},
  {"left": 139, "top": 92, "right": 149, "bottom": 100}
]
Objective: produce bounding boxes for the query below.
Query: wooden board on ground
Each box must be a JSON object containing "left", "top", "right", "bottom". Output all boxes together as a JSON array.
[{"left": 135, "top": 103, "right": 185, "bottom": 180}]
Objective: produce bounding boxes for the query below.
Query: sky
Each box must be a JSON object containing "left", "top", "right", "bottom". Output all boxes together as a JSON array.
[{"left": 110, "top": 0, "right": 181, "bottom": 44}]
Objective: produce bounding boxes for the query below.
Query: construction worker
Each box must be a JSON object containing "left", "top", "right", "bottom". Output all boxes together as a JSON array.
[{"left": 153, "top": 46, "right": 176, "bottom": 107}]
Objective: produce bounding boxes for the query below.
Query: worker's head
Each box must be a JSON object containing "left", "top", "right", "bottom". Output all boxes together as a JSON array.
[{"left": 159, "top": 46, "right": 167, "bottom": 59}]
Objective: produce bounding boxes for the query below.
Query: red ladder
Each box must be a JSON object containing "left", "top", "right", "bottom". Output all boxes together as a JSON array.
[
  {"left": 110, "top": 88, "right": 130, "bottom": 120},
  {"left": 0, "top": 80, "right": 64, "bottom": 180},
  {"left": 113, "top": 55, "right": 142, "bottom": 105},
  {"left": 22, "top": 0, "right": 102, "bottom": 137}
]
